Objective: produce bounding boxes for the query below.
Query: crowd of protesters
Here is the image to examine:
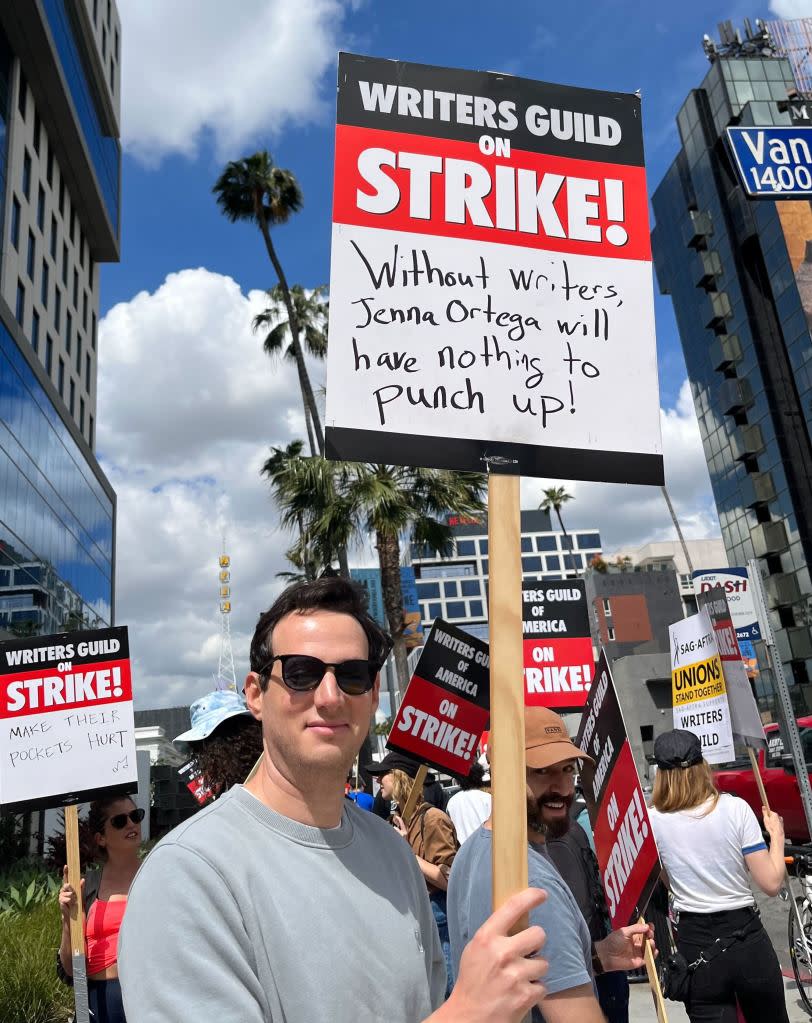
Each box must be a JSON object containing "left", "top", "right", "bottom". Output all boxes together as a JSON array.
[{"left": 55, "top": 576, "right": 790, "bottom": 1022}]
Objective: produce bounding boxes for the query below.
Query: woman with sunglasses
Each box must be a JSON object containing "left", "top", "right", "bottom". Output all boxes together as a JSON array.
[{"left": 58, "top": 796, "right": 145, "bottom": 1022}]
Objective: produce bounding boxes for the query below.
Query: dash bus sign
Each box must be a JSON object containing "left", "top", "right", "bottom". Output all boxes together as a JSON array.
[
  {"left": 576, "top": 651, "right": 660, "bottom": 928},
  {"left": 387, "top": 619, "right": 489, "bottom": 776},
  {"left": 727, "top": 126, "right": 812, "bottom": 198},
  {"left": 0, "top": 627, "right": 137, "bottom": 813}
]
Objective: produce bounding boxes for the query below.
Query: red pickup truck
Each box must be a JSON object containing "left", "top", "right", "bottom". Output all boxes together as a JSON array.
[{"left": 713, "top": 716, "right": 812, "bottom": 843}]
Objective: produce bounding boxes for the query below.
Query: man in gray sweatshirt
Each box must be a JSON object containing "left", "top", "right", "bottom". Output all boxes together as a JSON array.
[{"left": 118, "top": 577, "right": 547, "bottom": 1022}]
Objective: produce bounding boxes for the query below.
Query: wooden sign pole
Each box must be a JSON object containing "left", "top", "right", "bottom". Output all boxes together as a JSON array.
[
  {"left": 65, "top": 804, "right": 90, "bottom": 1023},
  {"left": 402, "top": 764, "right": 429, "bottom": 824},
  {"left": 487, "top": 472, "right": 528, "bottom": 927},
  {"left": 746, "top": 746, "right": 770, "bottom": 809},
  {"left": 638, "top": 913, "right": 669, "bottom": 1023}
]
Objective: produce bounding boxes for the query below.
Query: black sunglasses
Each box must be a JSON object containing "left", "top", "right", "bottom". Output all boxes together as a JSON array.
[
  {"left": 267, "top": 654, "right": 378, "bottom": 695},
  {"left": 107, "top": 808, "right": 145, "bottom": 830}
]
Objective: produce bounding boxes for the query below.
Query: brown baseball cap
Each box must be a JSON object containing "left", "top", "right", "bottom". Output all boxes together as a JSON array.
[{"left": 525, "top": 706, "right": 594, "bottom": 769}]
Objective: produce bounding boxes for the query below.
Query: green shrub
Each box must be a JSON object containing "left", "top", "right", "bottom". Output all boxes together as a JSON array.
[
  {"left": 0, "top": 863, "right": 61, "bottom": 920},
  {"left": 0, "top": 900, "right": 73, "bottom": 1023}
]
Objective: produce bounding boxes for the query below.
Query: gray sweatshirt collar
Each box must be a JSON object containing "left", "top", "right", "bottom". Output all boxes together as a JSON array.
[{"left": 230, "top": 784, "right": 356, "bottom": 850}]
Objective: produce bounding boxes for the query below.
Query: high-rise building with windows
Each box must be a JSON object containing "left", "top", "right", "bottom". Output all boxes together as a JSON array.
[
  {"left": 651, "top": 17, "right": 812, "bottom": 709},
  {"left": 0, "top": 1, "right": 120, "bottom": 636},
  {"left": 410, "top": 509, "right": 602, "bottom": 641}
]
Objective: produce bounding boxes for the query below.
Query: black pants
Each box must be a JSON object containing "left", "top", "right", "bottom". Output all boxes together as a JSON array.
[
  {"left": 676, "top": 907, "right": 788, "bottom": 1023},
  {"left": 88, "top": 977, "right": 126, "bottom": 1023},
  {"left": 595, "top": 970, "right": 630, "bottom": 1023}
]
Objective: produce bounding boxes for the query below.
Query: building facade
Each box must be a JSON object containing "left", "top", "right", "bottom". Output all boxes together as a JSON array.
[
  {"left": 652, "top": 18, "right": 812, "bottom": 709},
  {"left": 411, "top": 509, "right": 602, "bottom": 641},
  {"left": 0, "top": 1, "right": 119, "bottom": 636},
  {"left": 607, "top": 537, "right": 729, "bottom": 617},
  {"left": 585, "top": 562, "right": 684, "bottom": 661}
]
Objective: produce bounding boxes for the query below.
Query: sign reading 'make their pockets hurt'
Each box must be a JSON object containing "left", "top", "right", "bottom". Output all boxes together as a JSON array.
[{"left": 0, "top": 627, "right": 137, "bottom": 813}]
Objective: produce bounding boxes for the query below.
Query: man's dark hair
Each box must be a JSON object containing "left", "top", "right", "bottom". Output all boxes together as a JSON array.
[{"left": 250, "top": 577, "right": 393, "bottom": 691}]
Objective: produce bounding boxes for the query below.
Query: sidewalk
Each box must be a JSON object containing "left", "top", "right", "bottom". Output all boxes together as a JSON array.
[{"left": 627, "top": 977, "right": 810, "bottom": 1021}]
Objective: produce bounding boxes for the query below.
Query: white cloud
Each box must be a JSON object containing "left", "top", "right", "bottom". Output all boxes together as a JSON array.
[
  {"left": 119, "top": 0, "right": 353, "bottom": 163},
  {"left": 97, "top": 268, "right": 317, "bottom": 709},
  {"left": 519, "top": 379, "right": 721, "bottom": 554},
  {"left": 98, "top": 270, "right": 719, "bottom": 710},
  {"left": 768, "top": 2, "right": 812, "bottom": 18}
]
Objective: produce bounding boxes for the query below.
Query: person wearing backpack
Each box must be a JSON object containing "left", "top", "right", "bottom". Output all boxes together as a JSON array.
[{"left": 648, "top": 729, "right": 788, "bottom": 1022}]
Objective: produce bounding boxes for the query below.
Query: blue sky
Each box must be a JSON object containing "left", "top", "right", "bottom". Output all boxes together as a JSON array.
[
  {"left": 104, "top": 1, "right": 786, "bottom": 407},
  {"left": 98, "top": 0, "right": 803, "bottom": 707}
]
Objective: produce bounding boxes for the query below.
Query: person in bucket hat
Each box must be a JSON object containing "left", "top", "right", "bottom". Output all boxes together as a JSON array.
[{"left": 174, "top": 689, "right": 263, "bottom": 795}]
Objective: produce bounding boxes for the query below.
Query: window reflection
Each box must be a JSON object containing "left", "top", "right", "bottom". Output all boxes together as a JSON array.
[{"left": 0, "top": 320, "right": 113, "bottom": 638}]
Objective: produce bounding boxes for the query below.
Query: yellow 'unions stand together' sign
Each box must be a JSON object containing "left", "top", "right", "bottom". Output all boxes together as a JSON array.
[{"left": 668, "top": 608, "right": 735, "bottom": 764}]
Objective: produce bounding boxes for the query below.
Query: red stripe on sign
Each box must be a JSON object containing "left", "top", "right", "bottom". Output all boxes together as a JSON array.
[
  {"left": 0, "top": 659, "right": 133, "bottom": 718},
  {"left": 592, "top": 740, "right": 660, "bottom": 929},
  {"left": 333, "top": 124, "right": 652, "bottom": 261},
  {"left": 389, "top": 673, "right": 490, "bottom": 775},
  {"left": 523, "top": 636, "right": 595, "bottom": 709}
]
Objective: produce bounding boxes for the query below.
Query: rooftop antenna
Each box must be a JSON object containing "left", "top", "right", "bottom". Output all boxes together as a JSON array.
[{"left": 217, "top": 539, "right": 237, "bottom": 691}]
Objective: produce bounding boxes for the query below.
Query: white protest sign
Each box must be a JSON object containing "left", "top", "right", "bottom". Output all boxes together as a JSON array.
[
  {"left": 669, "top": 609, "right": 734, "bottom": 765},
  {"left": 325, "top": 53, "right": 663, "bottom": 484},
  {"left": 0, "top": 627, "right": 137, "bottom": 812},
  {"left": 696, "top": 586, "right": 766, "bottom": 749}
]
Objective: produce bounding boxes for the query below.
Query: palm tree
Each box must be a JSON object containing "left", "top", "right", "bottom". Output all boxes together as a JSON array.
[
  {"left": 264, "top": 456, "right": 486, "bottom": 693},
  {"left": 339, "top": 464, "right": 485, "bottom": 692},
  {"left": 212, "top": 152, "right": 325, "bottom": 453},
  {"left": 252, "top": 285, "right": 328, "bottom": 457},
  {"left": 540, "top": 486, "right": 575, "bottom": 577},
  {"left": 261, "top": 443, "right": 352, "bottom": 580}
]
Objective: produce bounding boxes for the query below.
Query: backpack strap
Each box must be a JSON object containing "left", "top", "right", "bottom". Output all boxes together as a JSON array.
[{"left": 687, "top": 911, "right": 761, "bottom": 970}]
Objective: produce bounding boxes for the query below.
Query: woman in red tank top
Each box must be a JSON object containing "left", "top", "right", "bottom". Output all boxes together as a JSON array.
[{"left": 58, "top": 795, "right": 143, "bottom": 1023}]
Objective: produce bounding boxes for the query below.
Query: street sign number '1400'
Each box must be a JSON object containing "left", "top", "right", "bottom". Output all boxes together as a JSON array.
[{"left": 726, "top": 126, "right": 812, "bottom": 198}]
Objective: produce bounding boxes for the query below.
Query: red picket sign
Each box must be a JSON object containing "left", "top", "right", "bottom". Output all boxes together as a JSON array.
[
  {"left": 576, "top": 650, "right": 660, "bottom": 928},
  {"left": 387, "top": 619, "right": 489, "bottom": 777}
]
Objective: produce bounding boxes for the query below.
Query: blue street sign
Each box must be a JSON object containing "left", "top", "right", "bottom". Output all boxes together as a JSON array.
[{"left": 726, "top": 126, "right": 812, "bottom": 197}]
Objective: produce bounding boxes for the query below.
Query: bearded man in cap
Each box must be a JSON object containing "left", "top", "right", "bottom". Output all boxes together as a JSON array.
[{"left": 448, "top": 706, "right": 653, "bottom": 1023}]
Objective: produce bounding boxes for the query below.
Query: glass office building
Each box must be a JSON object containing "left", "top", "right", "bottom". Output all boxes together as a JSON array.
[
  {"left": 652, "top": 19, "right": 812, "bottom": 708},
  {"left": 0, "top": 1, "right": 120, "bottom": 636}
]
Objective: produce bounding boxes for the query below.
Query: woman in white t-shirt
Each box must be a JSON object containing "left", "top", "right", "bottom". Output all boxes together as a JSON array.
[{"left": 648, "top": 729, "right": 787, "bottom": 1023}]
